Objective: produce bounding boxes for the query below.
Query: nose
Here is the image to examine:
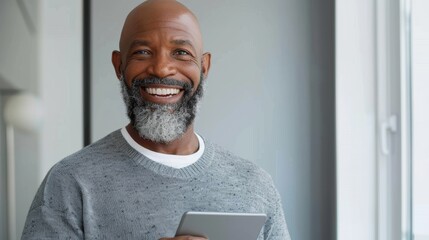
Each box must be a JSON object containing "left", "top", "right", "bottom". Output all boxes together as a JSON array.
[{"left": 147, "top": 53, "right": 177, "bottom": 78}]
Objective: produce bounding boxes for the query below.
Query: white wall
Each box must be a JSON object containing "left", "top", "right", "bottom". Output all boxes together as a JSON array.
[{"left": 91, "top": 1, "right": 335, "bottom": 240}]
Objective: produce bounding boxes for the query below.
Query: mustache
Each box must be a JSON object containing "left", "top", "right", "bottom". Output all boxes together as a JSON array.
[{"left": 130, "top": 76, "right": 193, "bottom": 91}]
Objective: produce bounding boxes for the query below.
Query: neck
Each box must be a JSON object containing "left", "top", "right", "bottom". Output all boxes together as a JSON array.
[{"left": 126, "top": 123, "right": 199, "bottom": 155}]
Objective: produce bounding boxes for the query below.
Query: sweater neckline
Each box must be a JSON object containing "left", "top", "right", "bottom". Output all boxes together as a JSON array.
[{"left": 112, "top": 129, "right": 215, "bottom": 179}]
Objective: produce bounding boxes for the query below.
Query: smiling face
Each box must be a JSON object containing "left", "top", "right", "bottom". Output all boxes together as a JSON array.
[
  {"left": 112, "top": 0, "right": 211, "bottom": 143},
  {"left": 113, "top": 0, "right": 210, "bottom": 104}
]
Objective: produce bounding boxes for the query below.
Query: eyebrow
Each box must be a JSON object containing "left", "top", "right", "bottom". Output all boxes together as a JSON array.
[
  {"left": 170, "top": 39, "right": 196, "bottom": 53},
  {"left": 129, "top": 40, "right": 151, "bottom": 49},
  {"left": 128, "top": 39, "right": 197, "bottom": 53}
]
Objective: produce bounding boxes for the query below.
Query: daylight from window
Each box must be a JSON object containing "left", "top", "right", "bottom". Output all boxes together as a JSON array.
[{"left": 411, "top": 0, "right": 429, "bottom": 239}]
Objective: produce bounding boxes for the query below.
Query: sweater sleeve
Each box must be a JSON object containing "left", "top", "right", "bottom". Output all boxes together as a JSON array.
[
  {"left": 21, "top": 164, "right": 84, "bottom": 239},
  {"left": 263, "top": 177, "right": 292, "bottom": 240}
]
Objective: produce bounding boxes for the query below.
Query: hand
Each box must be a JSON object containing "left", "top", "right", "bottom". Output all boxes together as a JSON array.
[{"left": 159, "top": 236, "right": 207, "bottom": 240}]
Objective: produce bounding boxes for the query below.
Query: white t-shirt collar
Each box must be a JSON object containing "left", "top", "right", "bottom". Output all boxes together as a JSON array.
[{"left": 121, "top": 127, "right": 205, "bottom": 169}]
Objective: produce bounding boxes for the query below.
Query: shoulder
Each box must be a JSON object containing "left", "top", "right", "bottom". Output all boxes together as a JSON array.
[
  {"left": 206, "top": 140, "right": 276, "bottom": 190},
  {"left": 49, "top": 129, "right": 127, "bottom": 176},
  {"left": 209, "top": 140, "right": 269, "bottom": 172},
  {"left": 30, "top": 130, "right": 127, "bottom": 209}
]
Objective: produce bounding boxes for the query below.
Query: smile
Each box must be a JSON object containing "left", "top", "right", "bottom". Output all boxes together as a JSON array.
[{"left": 145, "top": 87, "right": 181, "bottom": 97}]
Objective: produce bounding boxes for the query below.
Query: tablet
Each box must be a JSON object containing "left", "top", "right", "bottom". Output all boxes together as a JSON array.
[{"left": 175, "top": 211, "right": 267, "bottom": 240}]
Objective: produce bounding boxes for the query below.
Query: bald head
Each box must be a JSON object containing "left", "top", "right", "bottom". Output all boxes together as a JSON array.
[{"left": 119, "top": 0, "right": 203, "bottom": 55}]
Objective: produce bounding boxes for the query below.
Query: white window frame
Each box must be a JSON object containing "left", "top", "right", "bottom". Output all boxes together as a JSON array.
[
  {"left": 336, "top": 0, "right": 378, "bottom": 238},
  {"left": 375, "top": 0, "right": 412, "bottom": 239},
  {"left": 336, "top": 0, "right": 412, "bottom": 239}
]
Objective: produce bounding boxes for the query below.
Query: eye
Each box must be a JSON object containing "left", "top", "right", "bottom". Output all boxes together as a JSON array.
[
  {"left": 174, "top": 49, "right": 191, "bottom": 56},
  {"left": 134, "top": 49, "right": 151, "bottom": 55}
]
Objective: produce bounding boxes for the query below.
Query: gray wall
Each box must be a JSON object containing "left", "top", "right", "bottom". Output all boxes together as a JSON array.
[
  {"left": 0, "top": 0, "right": 40, "bottom": 239},
  {"left": 0, "top": 0, "right": 39, "bottom": 92},
  {"left": 1, "top": 1, "right": 83, "bottom": 239},
  {"left": 0, "top": 95, "right": 40, "bottom": 240},
  {"left": 91, "top": 1, "right": 335, "bottom": 239}
]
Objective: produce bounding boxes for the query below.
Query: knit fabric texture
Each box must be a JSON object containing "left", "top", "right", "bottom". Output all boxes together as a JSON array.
[{"left": 22, "top": 130, "right": 291, "bottom": 240}]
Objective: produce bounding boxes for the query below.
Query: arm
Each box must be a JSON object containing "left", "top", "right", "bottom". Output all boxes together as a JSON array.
[
  {"left": 21, "top": 165, "right": 84, "bottom": 239},
  {"left": 263, "top": 178, "right": 292, "bottom": 240}
]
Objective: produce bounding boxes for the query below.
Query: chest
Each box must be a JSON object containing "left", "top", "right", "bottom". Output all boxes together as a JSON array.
[{"left": 80, "top": 172, "right": 269, "bottom": 239}]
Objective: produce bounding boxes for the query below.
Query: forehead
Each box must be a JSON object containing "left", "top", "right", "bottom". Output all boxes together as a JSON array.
[{"left": 120, "top": 12, "right": 203, "bottom": 53}]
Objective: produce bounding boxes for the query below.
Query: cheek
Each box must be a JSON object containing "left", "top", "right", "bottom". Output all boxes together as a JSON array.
[
  {"left": 176, "top": 61, "right": 201, "bottom": 83},
  {"left": 123, "top": 61, "right": 150, "bottom": 80}
]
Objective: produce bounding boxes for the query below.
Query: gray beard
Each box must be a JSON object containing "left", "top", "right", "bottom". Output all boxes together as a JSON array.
[{"left": 120, "top": 75, "right": 204, "bottom": 144}]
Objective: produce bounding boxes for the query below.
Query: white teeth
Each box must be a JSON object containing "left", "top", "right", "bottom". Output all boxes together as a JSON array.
[{"left": 146, "top": 88, "right": 180, "bottom": 96}]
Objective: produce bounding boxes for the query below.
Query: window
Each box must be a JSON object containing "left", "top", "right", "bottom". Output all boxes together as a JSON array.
[
  {"left": 410, "top": 0, "right": 429, "bottom": 239},
  {"left": 337, "top": 0, "right": 429, "bottom": 239}
]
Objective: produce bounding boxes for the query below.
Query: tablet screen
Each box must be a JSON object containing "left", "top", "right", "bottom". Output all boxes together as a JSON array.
[{"left": 176, "top": 211, "right": 267, "bottom": 240}]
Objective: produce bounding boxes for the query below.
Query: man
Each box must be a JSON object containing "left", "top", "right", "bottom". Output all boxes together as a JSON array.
[{"left": 22, "top": 0, "right": 291, "bottom": 239}]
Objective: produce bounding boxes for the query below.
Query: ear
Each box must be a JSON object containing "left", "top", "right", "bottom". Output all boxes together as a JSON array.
[
  {"left": 201, "top": 52, "right": 211, "bottom": 80},
  {"left": 112, "top": 50, "right": 123, "bottom": 80}
]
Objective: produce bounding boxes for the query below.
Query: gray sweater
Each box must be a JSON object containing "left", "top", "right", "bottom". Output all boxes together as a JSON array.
[{"left": 22, "top": 130, "right": 291, "bottom": 239}]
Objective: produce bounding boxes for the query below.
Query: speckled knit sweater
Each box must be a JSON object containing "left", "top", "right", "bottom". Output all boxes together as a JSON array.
[{"left": 22, "top": 130, "right": 291, "bottom": 240}]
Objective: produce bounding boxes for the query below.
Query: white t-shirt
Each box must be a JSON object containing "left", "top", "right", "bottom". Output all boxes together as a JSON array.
[{"left": 121, "top": 127, "right": 205, "bottom": 169}]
